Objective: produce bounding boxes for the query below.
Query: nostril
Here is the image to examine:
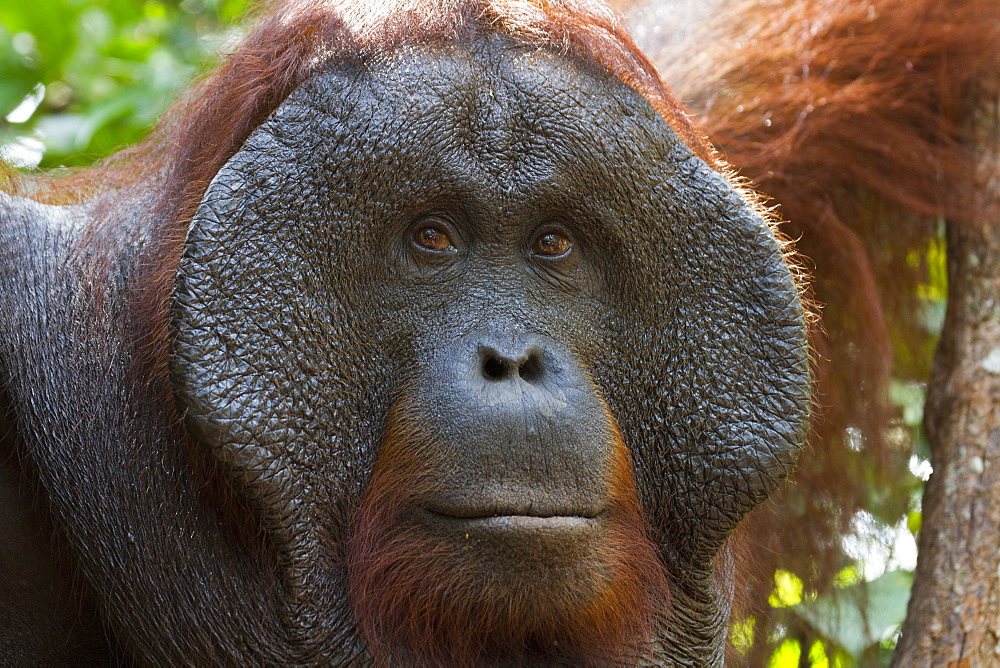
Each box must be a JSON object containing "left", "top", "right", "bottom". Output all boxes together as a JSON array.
[
  {"left": 479, "top": 345, "right": 546, "bottom": 384},
  {"left": 518, "top": 353, "right": 543, "bottom": 384},
  {"left": 482, "top": 356, "right": 507, "bottom": 381}
]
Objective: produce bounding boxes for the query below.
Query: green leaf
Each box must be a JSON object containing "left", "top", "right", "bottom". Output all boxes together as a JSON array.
[
  {"left": 767, "top": 639, "right": 801, "bottom": 667},
  {"left": 770, "top": 569, "right": 806, "bottom": 608},
  {"left": 793, "top": 570, "right": 912, "bottom": 659},
  {"left": 907, "top": 511, "right": 922, "bottom": 535}
]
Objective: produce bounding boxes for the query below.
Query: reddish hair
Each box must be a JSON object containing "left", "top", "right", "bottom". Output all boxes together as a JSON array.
[
  {"left": 663, "top": 0, "right": 999, "bottom": 441},
  {"left": 347, "top": 400, "right": 669, "bottom": 665},
  {"left": 641, "top": 0, "right": 1000, "bottom": 658}
]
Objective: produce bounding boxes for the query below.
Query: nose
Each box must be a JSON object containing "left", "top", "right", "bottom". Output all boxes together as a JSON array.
[{"left": 478, "top": 340, "right": 546, "bottom": 385}]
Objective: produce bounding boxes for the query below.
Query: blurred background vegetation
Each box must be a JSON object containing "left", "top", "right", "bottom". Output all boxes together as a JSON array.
[
  {"left": 0, "top": 1, "right": 940, "bottom": 665},
  {"left": 0, "top": 0, "right": 247, "bottom": 168}
]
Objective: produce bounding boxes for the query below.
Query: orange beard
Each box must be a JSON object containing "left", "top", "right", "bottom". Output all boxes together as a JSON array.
[{"left": 346, "top": 407, "right": 670, "bottom": 666}]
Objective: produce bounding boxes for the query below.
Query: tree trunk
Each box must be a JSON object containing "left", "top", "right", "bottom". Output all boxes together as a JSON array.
[{"left": 893, "top": 103, "right": 1000, "bottom": 665}]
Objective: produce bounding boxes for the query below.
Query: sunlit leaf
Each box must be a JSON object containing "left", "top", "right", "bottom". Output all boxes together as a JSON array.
[
  {"left": 767, "top": 639, "right": 801, "bottom": 667},
  {"left": 794, "top": 570, "right": 912, "bottom": 658},
  {"left": 770, "top": 569, "right": 805, "bottom": 608},
  {"left": 731, "top": 616, "right": 754, "bottom": 655}
]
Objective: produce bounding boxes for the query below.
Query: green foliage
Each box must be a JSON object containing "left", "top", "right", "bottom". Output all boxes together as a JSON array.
[
  {"left": 770, "top": 569, "right": 808, "bottom": 608},
  {"left": 767, "top": 638, "right": 850, "bottom": 668},
  {"left": 795, "top": 570, "right": 912, "bottom": 661},
  {"left": 0, "top": 0, "right": 249, "bottom": 168}
]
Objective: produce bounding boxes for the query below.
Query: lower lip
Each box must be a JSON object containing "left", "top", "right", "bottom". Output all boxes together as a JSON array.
[
  {"left": 464, "top": 515, "right": 594, "bottom": 530},
  {"left": 424, "top": 511, "right": 596, "bottom": 531}
]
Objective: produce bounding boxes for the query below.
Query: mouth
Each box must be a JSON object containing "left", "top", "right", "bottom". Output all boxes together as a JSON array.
[
  {"left": 414, "top": 505, "right": 605, "bottom": 576},
  {"left": 418, "top": 501, "right": 604, "bottom": 536},
  {"left": 425, "top": 510, "right": 598, "bottom": 531}
]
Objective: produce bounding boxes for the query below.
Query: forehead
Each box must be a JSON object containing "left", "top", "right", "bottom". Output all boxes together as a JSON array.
[{"left": 270, "top": 35, "right": 693, "bottom": 188}]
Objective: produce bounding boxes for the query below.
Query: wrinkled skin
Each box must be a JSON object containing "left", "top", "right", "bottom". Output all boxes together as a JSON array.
[{"left": 0, "top": 36, "right": 809, "bottom": 664}]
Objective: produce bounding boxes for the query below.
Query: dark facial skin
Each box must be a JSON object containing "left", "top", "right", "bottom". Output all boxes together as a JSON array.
[{"left": 0, "top": 33, "right": 808, "bottom": 665}]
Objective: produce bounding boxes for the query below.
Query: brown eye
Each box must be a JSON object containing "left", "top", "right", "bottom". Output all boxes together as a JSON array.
[
  {"left": 413, "top": 226, "right": 454, "bottom": 252},
  {"left": 531, "top": 231, "right": 571, "bottom": 257}
]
